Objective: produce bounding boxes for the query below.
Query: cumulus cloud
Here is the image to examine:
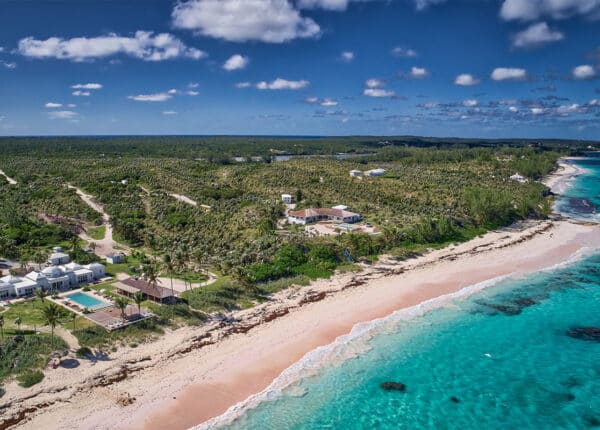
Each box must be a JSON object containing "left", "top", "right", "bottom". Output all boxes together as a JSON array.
[
  {"left": 463, "top": 99, "right": 478, "bottom": 107},
  {"left": 297, "top": 0, "right": 350, "bottom": 10},
  {"left": 509, "top": 106, "right": 519, "bottom": 112},
  {"left": 340, "top": 51, "right": 354, "bottom": 62},
  {"left": 391, "top": 47, "right": 418, "bottom": 57},
  {"left": 72, "top": 91, "right": 91, "bottom": 97},
  {"left": 48, "top": 110, "right": 78, "bottom": 120},
  {"left": 162, "top": 111, "right": 178, "bottom": 115},
  {"left": 223, "top": 54, "right": 249, "bottom": 71},
  {"left": 365, "top": 78, "right": 385, "bottom": 88},
  {"left": 2, "top": 61, "right": 17, "bottom": 70},
  {"left": 236, "top": 82, "right": 252, "bottom": 88},
  {"left": 186, "top": 90, "right": 199, "bottom": 96},
  {"left": 572, "top": 64, "right": 596, "bottom": 79},
  {"left": 454, "top": 73, "right": 480, "bottom": 86},
  {"left": 72, "top": 83, "right": 103, "bottom": 90},
  {"left": 256, "top": 78, "right": 309, "bottom": 90},
  {"left": 18, "top": 31, "right": 205, "bottom": 62},
  {"left": 531, "top": 107, "right": 545, "bottom": 114},
  {"left": 409, "top": 66, "right": 429, "bottom": 79},
  {"left": 500, "top": 0, "right": 600, "bottom": 21},
  {"left": 413, "top": 0, "right": 447, "bottom": 11},
  {"left": 363, "top": 88, "right": 395, "bottom": 97},
  {"left": 128, "top": 91, "right": 174, "bottom": 102},
  {"left": 491, "top": 67, "right": 527, "bottom": 81},
  {"left": 305, "top": 97, "right": 339, "bottom": 106},
  {"left": 512, "top": 22, "right": 564, "bottom": 48},
  {"left": 45, "top": 102, "right": 62, "bottom": 108},
  {"left": 172, "top": 0, "right": 320, "bottom": 43}
]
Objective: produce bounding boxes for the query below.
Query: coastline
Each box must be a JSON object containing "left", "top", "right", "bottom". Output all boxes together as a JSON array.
[{"left": 4, "top": 159, "right": 600, "bottom": 430}]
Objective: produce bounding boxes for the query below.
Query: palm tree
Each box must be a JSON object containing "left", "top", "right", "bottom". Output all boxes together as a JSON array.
[
  {"left": 35, "top": 288, "right": 47, "bottom": 303},
  {"left": 163, "top": 254, "right": 175, "bottom": 299},
  {"left": 142, "top": 263, "right": 161, "bottom": 294},
  {"left": 0, "top": 315, "right": 4, "bottom": 341},
  {"left": 14, "top": 316, "right": 21, "bottom": 334},
  {"left": 133, "top": 291, "right": 144, "bottom": 315},
  {"left": 33, "top": 250, "right": 48, "bottom": 271},
  {"left": 69, "top": 236, "right": 79, "bottom": 254},
  {"left": 70, "top": 312, "right": 77, "bottom": 331},
  {"left": 114, "top": 296, "right": 129, "bottom": 321},
  {"left": 41, "top": 303, "right": 61, "bottom": 347}
]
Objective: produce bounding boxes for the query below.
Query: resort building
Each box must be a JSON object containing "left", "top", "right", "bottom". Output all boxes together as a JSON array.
[
  {"left": 281, "top": 194, "right": 293, "bottom": 204},
  {"left": 350, "top": 170, "right": 363, "bottom": 177},
  {"left": 0, "top": 257, "right": 106, "bottom": 299},
  {"left": 288, "top": 208, "right": 361, "bottom": 225},
  {"left": 48, "top": 252, "right": 70, "bottom": 266},
  {"left": 365, "top": 168, "right": 386, "bottom": 177},
  {"left": 114, "top": 278, "right": 176, "bottom": 303}
]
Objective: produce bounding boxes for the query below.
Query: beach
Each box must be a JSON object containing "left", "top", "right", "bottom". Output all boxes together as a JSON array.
[{"left": 4, "top": 160, "right": 600, "bottom": 430}]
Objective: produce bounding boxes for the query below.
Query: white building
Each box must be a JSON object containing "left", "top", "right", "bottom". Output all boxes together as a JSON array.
[
  {"left": 281, "top": 194, "right": 293, "bottom": 204},
  {"left": 288, "top": 208, "right": 361, "bottom": 225},
  {"left": 365, "top": 168, "right": 386, "bottom": 177},
  {"left": 350, "top": 170, "right": 363, "bottom": 177},
  {"left": 106, "top": 253, "right": 125, "bottom": 264},
  {"left": 510, "top": 173, "right": 528, "bottom": 183},
  {"left": 0, "top": 261, "right": 106, "bottom": 299},
  {"left": 48, "top": 252, "right": 70, "bottom": 266}
]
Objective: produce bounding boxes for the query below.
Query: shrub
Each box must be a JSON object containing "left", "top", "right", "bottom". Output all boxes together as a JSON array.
[
  {"left": 17, "top": 370, "right": 44, "bottom": 388},
  {"left": 75, "top": 346, "right": 92, "bottom": 358}
]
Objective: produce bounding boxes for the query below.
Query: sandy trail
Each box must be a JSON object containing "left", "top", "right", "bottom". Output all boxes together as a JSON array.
[{"left": 0, "top": 169, "right": 17, "bottom": 185}]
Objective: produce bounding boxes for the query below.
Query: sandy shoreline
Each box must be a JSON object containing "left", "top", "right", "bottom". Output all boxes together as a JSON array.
[{"left": 3, "top": 159, "right": 600, "bottom": 430}]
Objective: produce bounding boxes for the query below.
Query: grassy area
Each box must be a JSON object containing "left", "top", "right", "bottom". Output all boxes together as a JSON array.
[
  {"left": 72, "top": 319, "right": 163, "bottom": 349},
  {"left": 104, "top": 256, "right": 143, "bottom": 276},
  {"left": 171, "top": 271, "right": 209, "bottom": 284},
  {"left": 87, "top": 225, "right": 106, "bottom": 240},
  {"left": 0, "top": 333, "right": 67, "bottom": 385},
  {"left": 1, "top": 297, "right": 76, "bottom": 330}
]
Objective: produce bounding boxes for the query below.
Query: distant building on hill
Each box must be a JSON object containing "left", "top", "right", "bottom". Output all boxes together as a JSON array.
[
  {"left": 48, "top": 252, "right": 70, "bottom": 266},
  {"left": 281, "top": 193, "right": 293, "bottom": 204},
  {"left": 288, "top": 208, "right": 361, "bottom": 225},
  {"left": 365, "top": 168, "right": 386, "bottom": 177},
  {"left": 106, "top": 253, "right": 125, "bottom": 264}
]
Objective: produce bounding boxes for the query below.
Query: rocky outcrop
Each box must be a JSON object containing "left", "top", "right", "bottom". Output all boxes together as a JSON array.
[
  {"left": 380, "top": 382, "right": 406, "bottom": 392},
  {"left": 566, "top": 327, "right": 600, "bottom": 342}
]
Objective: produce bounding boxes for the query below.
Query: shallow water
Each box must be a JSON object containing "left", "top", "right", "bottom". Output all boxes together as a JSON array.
[{"left": 221, "top": 158, "right": 600, "bottom": 430}]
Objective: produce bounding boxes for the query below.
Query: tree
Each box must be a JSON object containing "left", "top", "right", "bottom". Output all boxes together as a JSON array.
[
  {"left": 70, "top": 236, "right": 80, "bottom": 254},
  {"left": 0, "top": 315, "right": 4, "bottom": 341},
  {"left": 133, "top": 291, "right": 144, "bottom": 315},
  {"left": 41, "top": 303, "right": 61, "bottom": 347},
  {"left": 14, "top": 316, "right": 21, "bottom": 334},
  {"left": 35, "top": 288, "right": 47, "bottom": 303},
  {"left": 33, "top": 250, "right": 48, "bottom": 270},
  {"left": 163, "top": 254, "right": 175, "bottom": 299},
  {"left": 114, "top": 296, "right": 129, "bottom": 321},
  {"left": 70, "top": 312, "right": 77, "bottom": 331}
]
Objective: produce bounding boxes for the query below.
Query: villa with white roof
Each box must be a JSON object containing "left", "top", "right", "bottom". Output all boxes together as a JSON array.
[{"left": 0, "top": 254, "right": 105, "bottom": 299}]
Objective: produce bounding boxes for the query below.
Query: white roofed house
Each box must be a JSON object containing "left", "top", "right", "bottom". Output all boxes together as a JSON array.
[
  {"left": 288, "top": 208, "right": 361, "bottom": 225},
  {"left": 86, "top": 262, "right": 106, "bottom": 279},
  {"left": 0, "top": 275, "right": 40, "bottom": 297},
  {"left": 281, "top": 194, "right": 293, "bottom": 204},
  {"left": 365, "top": 168, "right": 386, "bottom": 177},
  {"left": 106, "top": 253, "right": 124, "bottom": 264},
  {"left": 48, "top": 252, "right": 70, "bottom": 266},
  {"left": 0, "top": 281, "right": 12, "bottom": 299}
]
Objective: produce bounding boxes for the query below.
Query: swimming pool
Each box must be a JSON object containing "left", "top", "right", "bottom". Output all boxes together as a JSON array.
[
  {"left": 336, "top": 224, "right": 356, "bottom": 230},
  {"left": 65, "top": 292, "right": 110, "bottom": 311}
]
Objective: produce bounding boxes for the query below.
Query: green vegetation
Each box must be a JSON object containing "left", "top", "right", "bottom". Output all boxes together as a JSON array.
[
  {"left": 72, "top": 320, "right": 163, "bottom": 349},
  {"left": 17, "top": 370, "right": 45, "bottom": 388},
  {"left": 87, "top": 225, "right": 106, "bottom": 240}
]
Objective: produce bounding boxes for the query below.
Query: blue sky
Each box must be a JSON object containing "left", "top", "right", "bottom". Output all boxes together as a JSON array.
[{"left": 0, "top": 0, "right": 599, "bottom": 138}]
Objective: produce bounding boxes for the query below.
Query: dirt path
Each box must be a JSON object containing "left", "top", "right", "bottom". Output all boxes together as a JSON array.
[
  {"left": 0, "top": 169, "right": 17, "bottom": 185},
  {"left": 67, "top": 185, "right": 129, "bottom": 258}
]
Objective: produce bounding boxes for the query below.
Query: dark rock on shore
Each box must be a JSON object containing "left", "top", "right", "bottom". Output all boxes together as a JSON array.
[
  {"left": 566, "top": 327, "right": 600, "bottom": 342},
  {"left": 380, "top": 382, "right": 406, "bottom": 392},
  {"left": 450, "top": 396, "right": 460, "bottom": 403}
]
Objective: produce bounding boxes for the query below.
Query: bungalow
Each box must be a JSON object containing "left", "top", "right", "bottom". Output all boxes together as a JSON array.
[
  {"left": 106, "top": 253, "right": 125, "bottom": 264},
  {"left": 114, "top": 278, "right": 176, "bottom": 303},
  {"left": 281, "top": 194, "right": 293, "bottom": 204},
  {"left": 365, "top": 168, "right": 386, "bottom": 177},
  {"left": 288, "top": 208, "right": 361, "bottom": 225}
]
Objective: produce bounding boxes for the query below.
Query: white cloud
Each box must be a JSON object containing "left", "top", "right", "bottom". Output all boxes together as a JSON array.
[
  {"left": 256, "top": 78, "right": 309, "bottom": 90},
  {"left": 223, "top": 54, "right": 249, "bottom": 71},
  {"left": 557, "top": 103, "right": 581, "bottom": 114},
  {"left": 167, "top": 89, "right": 178, "bottom": 94},
  {"left": 509, "top": 106, "right": 519, "bottom": 112},
  {"left": 2, "top": 61, "right": 16, "bottom": 70},
  {"left": 365, "top": 78, "right": 385, "bottom": 88},
  {"left": 236, "top": 82, "right": 252, "bottom": 88},
  {"left": 72, "top": 91, "right": 91, "bottom": 97},
  {"left": 320, "top": 98, "right": 339, "bottom": 106},
  {"left": 48, "top": 110, "right": 78, "bottom": 120},
  {"left": 410, "top": 66, "right": 429, "bottom": 79},
  {"left": 188, "top": 82, "right": 200, "bottom": 88},
  {"left": 127, "top": 92, "right": 174, "bottom": 102},
  {"left": 572, "top": 64, "right": 596, "bottom": 79},
  {"left": 340, "top": 51, "right": 354, "bottom": 62},
  {"left": 463, "top": 99, "right": 478, "bottom": 107},
  {"left": 531, "top": 107, "right": 545, "bottom": 115},
  {"left": 172, "top": 0, "right": 320, "bottom": 43},
  {"left": 186, "top": 90, "right": 199, "bottom": 96},
  {"left": 500, "top": 0, "right": 600, "bottom": 21},
  {"left": 45, "top": 102, "right": 63, "bottom": 108},
  {"left": 18, "top": 31, "right": 205, "bottom": 62},
  {"left": 297, "top": 0, "right": 350, "bottom": 10},
  {"left": 67, "top": 103, "right": 77, "bottom": 108},
  {"left": 363, "top": 88, "right": 395, "bottom": 97},
  {"left": 491, "top": 67, "right": 527, "bottom": 81},
  {"left": 72, "top": 83, "right": 103, "bottom": 90},
  {"left": 512, "top": 22, "right": 564, "bottom": 48},
  {"left": 391, "top": 47, "right": 417, "bottom": 57},
  {"left": 304, "top": 97, "right": 319, "bottom": 103},
  {"left": 162, "top": 111, "right": 178, "bottom": 115},
  {"left": 454, "top": 73, "right": 480, "bottom": 86},
  {"left": 413, "top": 0, "right": 447, "bottom": 11}
]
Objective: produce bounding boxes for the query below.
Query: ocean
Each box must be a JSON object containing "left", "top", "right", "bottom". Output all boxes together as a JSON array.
[{"left": 220, "top": 157, "right": 600, "bottom": 430}]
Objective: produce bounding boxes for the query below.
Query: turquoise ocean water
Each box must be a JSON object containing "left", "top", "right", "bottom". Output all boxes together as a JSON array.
[{"left": 220, "top": 158, "right": 600, "bottom": 430}]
